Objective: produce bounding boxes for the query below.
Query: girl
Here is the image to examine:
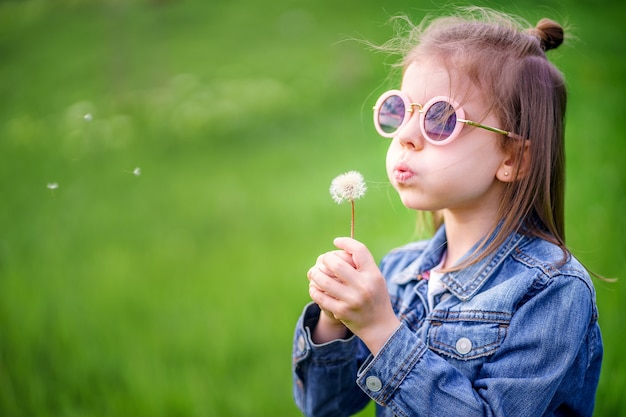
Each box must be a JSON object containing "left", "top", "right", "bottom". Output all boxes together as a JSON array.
[{"left": 292, "top": 8, "right": 603, "bottom": 417}]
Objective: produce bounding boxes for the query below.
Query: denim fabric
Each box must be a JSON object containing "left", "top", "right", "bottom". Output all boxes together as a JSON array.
[{"left": 292, "top": 226, "right": 603, "bottom": 416}]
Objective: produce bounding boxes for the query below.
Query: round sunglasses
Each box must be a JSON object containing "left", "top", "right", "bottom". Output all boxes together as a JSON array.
[{"left": 373, "top": 90, "right": 523, "bottom": 145}]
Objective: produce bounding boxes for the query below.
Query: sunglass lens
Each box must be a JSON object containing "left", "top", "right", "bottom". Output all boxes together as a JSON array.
[
  {"left": 378, "top": 95, "right": 405, "bottom": 134},
  {"left": 424, "top": 101, "right": 457, "bottom": 141}
]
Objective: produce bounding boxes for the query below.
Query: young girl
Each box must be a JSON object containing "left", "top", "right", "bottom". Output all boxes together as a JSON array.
[{"left": 292, "top": 8, "right": 603, "bottom": 417}]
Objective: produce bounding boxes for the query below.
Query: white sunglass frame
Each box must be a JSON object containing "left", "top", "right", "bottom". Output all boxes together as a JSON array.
[{"left": 373, "top": 89, "right": 523, "bottom": 145}]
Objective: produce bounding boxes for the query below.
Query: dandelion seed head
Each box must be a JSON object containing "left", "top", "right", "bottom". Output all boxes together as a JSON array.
[
  {"left": 47, "top": 182, "right": 59, "bottom": 190},
  {"left": 329, "top": 170, "right": 366, "bottom": 204}
]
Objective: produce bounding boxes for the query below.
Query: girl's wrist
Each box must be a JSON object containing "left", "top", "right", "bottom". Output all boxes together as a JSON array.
[
  {"left": 312, "top": 311, "right": 350, "bottom": 343},
  {"left": 359, "top": 316, "right": 402, "bottom": 356}
]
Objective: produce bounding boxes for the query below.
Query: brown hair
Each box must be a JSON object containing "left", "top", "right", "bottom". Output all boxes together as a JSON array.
[{"left": 384, "top": 8, "right": 569, "bottom": 269}]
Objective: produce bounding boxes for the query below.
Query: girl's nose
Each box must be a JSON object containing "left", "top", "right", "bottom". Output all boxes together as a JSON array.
[{"left": 397, "top": 116, "right": 424, "bottom": 151}]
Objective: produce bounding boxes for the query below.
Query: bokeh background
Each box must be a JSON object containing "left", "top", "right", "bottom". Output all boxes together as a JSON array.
[{"left": 1, "top": 0, "right": 624, "bottom": 415}]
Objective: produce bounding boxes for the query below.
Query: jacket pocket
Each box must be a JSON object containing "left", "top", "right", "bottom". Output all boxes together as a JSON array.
[{"left": 427, "top": 315, "right": 509, "bottom": 361}]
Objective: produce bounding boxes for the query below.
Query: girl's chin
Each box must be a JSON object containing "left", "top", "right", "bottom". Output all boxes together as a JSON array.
[
  {"left": 393, "top": 189, "right": 441, "bottom": 211},
  {"left": 397, "top": 196, "right": 430, "bottom": 211}
]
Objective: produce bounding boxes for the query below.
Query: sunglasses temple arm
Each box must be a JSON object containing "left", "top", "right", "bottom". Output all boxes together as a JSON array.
[{"left": 458, "top": 119, "right": 524, "bottom": 140}]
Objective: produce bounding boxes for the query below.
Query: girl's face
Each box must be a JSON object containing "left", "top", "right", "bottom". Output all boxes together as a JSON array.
[{"left": 386, "top": 60, "right": 507, "bottom": 216}]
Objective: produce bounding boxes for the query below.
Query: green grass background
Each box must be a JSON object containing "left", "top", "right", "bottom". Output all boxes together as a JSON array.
[{"left": 0, "top": 0, "right": 624, "bottom": 416}]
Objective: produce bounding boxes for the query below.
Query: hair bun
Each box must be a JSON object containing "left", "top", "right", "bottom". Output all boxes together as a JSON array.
[{"left": 533, "top": 18, "right": 564, "bottom": 51}]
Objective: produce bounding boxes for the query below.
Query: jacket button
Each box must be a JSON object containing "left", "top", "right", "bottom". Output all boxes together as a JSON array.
[
  {"left": 365, "top": 376, "right": 383, "bottom": 392},
  {"left": 456, "top": 337, "right": 472, "bottom": 355}
]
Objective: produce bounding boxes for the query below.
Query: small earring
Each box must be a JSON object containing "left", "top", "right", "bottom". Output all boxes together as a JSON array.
[{"left": 504, "top": 172, "right": 509, "bottom": 176}]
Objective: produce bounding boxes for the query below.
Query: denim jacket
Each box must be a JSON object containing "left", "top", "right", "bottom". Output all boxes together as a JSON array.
[{"left": 292, "top": 226, "right": 603, "bottom": 417}]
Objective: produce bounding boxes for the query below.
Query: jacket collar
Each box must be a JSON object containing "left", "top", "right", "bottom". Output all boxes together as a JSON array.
[
  {"left": 390, "top": 227, "right": 448, "bottom": 285},
  {"left": 391, "top": 224, "right": 527, "bottom": 301},
  {"left": 441, "top": 228, "right": 527, "bottom": 301}
]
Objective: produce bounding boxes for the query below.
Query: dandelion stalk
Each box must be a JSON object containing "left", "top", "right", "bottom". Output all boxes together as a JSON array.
[{"left": 329, "top": 171, "right": 367, "bottom": 238}]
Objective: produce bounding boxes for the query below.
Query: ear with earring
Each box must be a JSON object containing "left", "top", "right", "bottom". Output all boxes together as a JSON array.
[
  {"left": 498, "top": 168, "right": 513, "bottom": 182},
  {"left": 499, "top": 140, "right": 530, "bottom": 182}
]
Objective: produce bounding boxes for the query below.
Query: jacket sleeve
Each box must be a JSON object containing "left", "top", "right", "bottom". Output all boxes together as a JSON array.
[
  {"left": 354, "top": 274, "right": 600, "bottom": 417},
  {"left": 292, "top": 302, "right": 371, "bottom": 417}
]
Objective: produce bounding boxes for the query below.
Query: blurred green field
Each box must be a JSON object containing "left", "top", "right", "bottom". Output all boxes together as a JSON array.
[{"left": 0, "top": 0, "right": 624, "bottom": 416}]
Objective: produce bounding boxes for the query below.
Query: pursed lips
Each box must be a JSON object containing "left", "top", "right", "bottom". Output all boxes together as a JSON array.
[{"left": 392, "top": 163, "right": 416, "bottom": 183}]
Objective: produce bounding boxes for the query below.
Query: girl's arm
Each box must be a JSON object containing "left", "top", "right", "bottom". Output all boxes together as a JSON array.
[
  {"left": 292, "top": 238, "right": 402, "bottom": 416},
  {"left": 292, "top": 303, "right": 371, "bottom": 417}
]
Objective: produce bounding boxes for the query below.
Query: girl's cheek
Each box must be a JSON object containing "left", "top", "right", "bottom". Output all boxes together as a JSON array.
[{"left": 385, "top": 143, "right": 398, "bottom": 180}]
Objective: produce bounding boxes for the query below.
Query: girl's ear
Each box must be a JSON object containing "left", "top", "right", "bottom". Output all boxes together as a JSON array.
[{"left": 496, "top": 140, "right": 531, "bottom": 182}]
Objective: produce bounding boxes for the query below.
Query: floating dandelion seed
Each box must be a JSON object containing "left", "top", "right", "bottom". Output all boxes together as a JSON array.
[
  {"left": 47, "top": 182, "right": 59, "bottom": 197},
  {"left": 124, "top": 167, "right": 141, "bottom": 176},
  {"left": 329, "top": 171, "right": 367, "bottom": 238}
]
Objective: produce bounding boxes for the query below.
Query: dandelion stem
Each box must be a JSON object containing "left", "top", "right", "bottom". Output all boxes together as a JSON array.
[{"left": 350, "top": 199, "right": 355, "bottom": 239}]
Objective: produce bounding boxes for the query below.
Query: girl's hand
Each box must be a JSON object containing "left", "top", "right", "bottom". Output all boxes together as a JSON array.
[
  {"left": 307, "top": 250, "right": 353, "bottom": 343},
  {"left": 307, "top": 237, "right": 401, "bottom": 355}
]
